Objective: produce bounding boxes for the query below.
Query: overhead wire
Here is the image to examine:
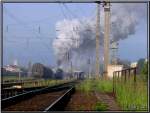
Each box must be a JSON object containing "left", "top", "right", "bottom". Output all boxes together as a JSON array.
[
  {"left": 4, "top": 8, "right": 52, "bottom": 50},
  {"left": 59, "top": 3, "right": 70, "bottom": 20},
  {"left": 62, "top": 3, "right": 91, "bottom": 28},
  {"left": 4, "top": 8, "right": 53, "bottom": 65},
  {"left": 5, "top": 12, "right": 54, "bottom": 26}
]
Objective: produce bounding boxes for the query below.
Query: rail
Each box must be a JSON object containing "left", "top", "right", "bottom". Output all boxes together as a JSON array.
[
  {"left": 2, "top": 80, "right": 77, "bottom": 109},
  {"left": 44, "top": 87, "right": 75, "bottom": 111}
]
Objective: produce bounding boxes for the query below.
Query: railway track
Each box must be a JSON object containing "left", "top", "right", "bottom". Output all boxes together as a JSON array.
[
  {"left": 2, "top": 79, "right": 43, "bottom": 89},
  {"left": 1, "top": 86, "right": 46, "bottom": 99},
  {"left": 2, "top": 80, "right": 77, "bottom": 111},
  {"left": 1, "top": 80, "right": 77, "bottom": 99}
]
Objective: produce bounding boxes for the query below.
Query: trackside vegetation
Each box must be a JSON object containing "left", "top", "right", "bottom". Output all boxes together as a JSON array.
[{"left": 76, "top": 77, "right": 148, "bottom": 111}]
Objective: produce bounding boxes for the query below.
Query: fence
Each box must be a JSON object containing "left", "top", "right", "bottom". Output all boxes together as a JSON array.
[{"left": 113, "top": 67, "right": 137, "bottom": 94}]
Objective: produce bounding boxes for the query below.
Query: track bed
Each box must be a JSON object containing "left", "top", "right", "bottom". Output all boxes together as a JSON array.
[{"left": 3, "top": 90, "right": 67, "bottom": 111}]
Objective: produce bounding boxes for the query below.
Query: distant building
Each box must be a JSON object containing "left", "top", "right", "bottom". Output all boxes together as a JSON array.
[
  {"left": 4, "top": 65, "right": 21, "bottom": 73},
  {"left": 130, "top": 62, "right": 137, "bottom": 68},
  {"left": 145, "top": 58, "right": 148, "bottom": 63},
  {"left": 107, "top": 65, "right": 123, "bottom": 78}
]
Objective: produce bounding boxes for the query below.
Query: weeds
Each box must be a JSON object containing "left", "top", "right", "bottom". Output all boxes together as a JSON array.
[
  {"left": 115, "top": 77, "right": 148, "bottom": 111},
  {"left": 76, "top": 79, "right": 94, "bottom": 95},
  {"left": 95, "top": 79, "right": 113, "bottom": 93},
  {"left": 76, "top": 77, "right": 148, "bottom": 111},
  {"left": 93, "top": 102, "right": 108, "bottom": 111}
]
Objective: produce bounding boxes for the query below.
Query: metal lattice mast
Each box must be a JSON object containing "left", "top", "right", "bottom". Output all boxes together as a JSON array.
[
  {"left": 104, "top": 1, "right": 110, "bottom": 78},
  {"left": 95, "top": 2, "right": 100, "bottom": 79},
  {"left": 110, "top": 42, "right": 118, "bottom": 65}
]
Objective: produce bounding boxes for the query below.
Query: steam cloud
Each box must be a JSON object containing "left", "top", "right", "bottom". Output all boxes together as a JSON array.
[{"left": 52, "top": 3, "right": 146, "bottom": 74}]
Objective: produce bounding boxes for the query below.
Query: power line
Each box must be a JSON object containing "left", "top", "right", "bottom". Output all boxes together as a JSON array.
[
  {"left": 4, "top": 8, "right": 52, "bottom": 50},
  {"left": 62, "top": 3, "right": 78, "bottom": 19},
  {"left": 59, "top": 3, "right": 71, "bottom": 20},
  {"left": 4, "top": 8, "right": 53, "bottom": 65},
  {"left": 4, "top": 9, "right": 53, "bottom": 26}
]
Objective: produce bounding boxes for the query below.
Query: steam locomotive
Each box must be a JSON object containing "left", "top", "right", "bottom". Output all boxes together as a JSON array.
[
  {"left": 31, "top": 63, "right": 64, "bottom": 79},
  {"left": 31, "top": 63, "right": 85, "bottom": 80},
  {"left": 31, "top": 63, "right": 54, "bottom": 79}
]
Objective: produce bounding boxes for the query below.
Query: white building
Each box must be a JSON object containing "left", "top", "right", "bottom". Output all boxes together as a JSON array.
[
  {"left": 107, "top": 65, "right": 124, "bottom": 78},
  {"left": 130, "top": 62, "right": 137, "bottom": 68},
  {"left": 145, "top": 58, "right": 148, "bottom": 62},
  {"left": 4, "top": 65, "right": 21, "bottom": 73}
]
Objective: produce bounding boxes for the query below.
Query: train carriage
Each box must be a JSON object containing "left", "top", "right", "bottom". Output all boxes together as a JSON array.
[{"left": 32, "top": 63, "right": 54, "bottom": 79}]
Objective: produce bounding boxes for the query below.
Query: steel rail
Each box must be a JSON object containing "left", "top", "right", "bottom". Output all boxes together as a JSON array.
[
  {"left": 1, "top": 80, "right": 77, "bottom": 109},
  {"left": 44, "top": 86, "right": 75, "bottom": 111}
]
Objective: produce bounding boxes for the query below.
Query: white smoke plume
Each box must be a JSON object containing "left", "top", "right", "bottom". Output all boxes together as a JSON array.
[{"left": 53, "top": 3, "right": 146, "bottom": 74}]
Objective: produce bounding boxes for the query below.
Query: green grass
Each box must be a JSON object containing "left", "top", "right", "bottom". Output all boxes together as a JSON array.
[
  {"left": 76, "top": 79, "right": 95, "bottom": 94},
  {"left": 93, "top": 102, "right": 108, "bottom": 111},
  {"left": 76, "top": 76, "right": 148, "bottom": 111},
  {"left": 2, "top": 76, "right": 34, "bottom": 82},
  {"left": 94, "top": 79, "right": 113, "bottom": 93},
  {"left": 76, "top": 78, "right": 113, "bottom": 93},
  {"left": 22, "top": 79, "right": 68, "bottom": 88},
  {"left": 2, "top": 75, "right": 71, "bottom": 88},
  {"left": 115, "top": 76, "right": 148, "bottom": 111}
]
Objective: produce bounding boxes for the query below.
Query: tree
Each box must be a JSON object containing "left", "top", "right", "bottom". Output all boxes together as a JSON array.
[
  {"left": 141, "top": 62, "right": 148, "bottom": 75},
  {"left": 137, "top": 58, "right": 148, "bottom": 81},
  {"left": 137, "top": 58, "right": 145, "bottom": 74},
  {"left": 141, "top": 61, "right": 148, "bottom": 81}
]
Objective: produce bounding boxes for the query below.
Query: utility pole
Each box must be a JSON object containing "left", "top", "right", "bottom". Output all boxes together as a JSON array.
[
  {"left": 87, "top": 58, "right": 91, "bottom": 79},
  {"left": 19, "top": 70, "right": 21, "bottom": 80},
  {"left": 70, "top": 60, "right": 73, "bottom": 79},
  {"left": 103, "top": 1, "right": 110, "bottom": 79},
  {"left": 28, "top": 61, "right": 32, "bottom": 78},
  {"left": 95, "top": 2, "right": 100, "bottom": 79}
]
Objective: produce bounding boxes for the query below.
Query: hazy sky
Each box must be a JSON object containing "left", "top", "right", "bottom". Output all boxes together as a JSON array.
[{"left": 3, "top": 3, "right": 147, "bottom": 67}]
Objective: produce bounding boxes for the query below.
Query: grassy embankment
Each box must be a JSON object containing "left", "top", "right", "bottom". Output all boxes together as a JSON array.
[
  {"left": 2, "top": 76, "right": 34, "bottom": 81},
  {"left": 114, "top": 75, "right": 148, "bottom": 111},
  {"left": 76, "top": 79, "right": 110, "bottom": 111},
  {"left": 76, "top": 76, "right": 148, "bottom": 111},
  {"left": 22, "top": 79, "right": 69, "bottom": 88},
  {"left": 2, "top": 76, "right": 71, "bottom": 88}
]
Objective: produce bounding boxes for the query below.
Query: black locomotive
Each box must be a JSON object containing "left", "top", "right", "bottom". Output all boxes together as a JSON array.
[{"left": 54, "top": 68, "right": 64, "bottom": 79}]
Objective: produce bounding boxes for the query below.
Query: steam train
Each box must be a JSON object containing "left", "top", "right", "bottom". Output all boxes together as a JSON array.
[
  {"left": 54, "top": 68, "right": 64, "bottom": 79},
  {"left": 32, "top": 63, "right": 54, "bottom": 79},
  {"left": 31, "top": 63, "right": 85, "bottom": 80},
  {"left": 31, "top": 63, "right": 64, "bottom": 79}
]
